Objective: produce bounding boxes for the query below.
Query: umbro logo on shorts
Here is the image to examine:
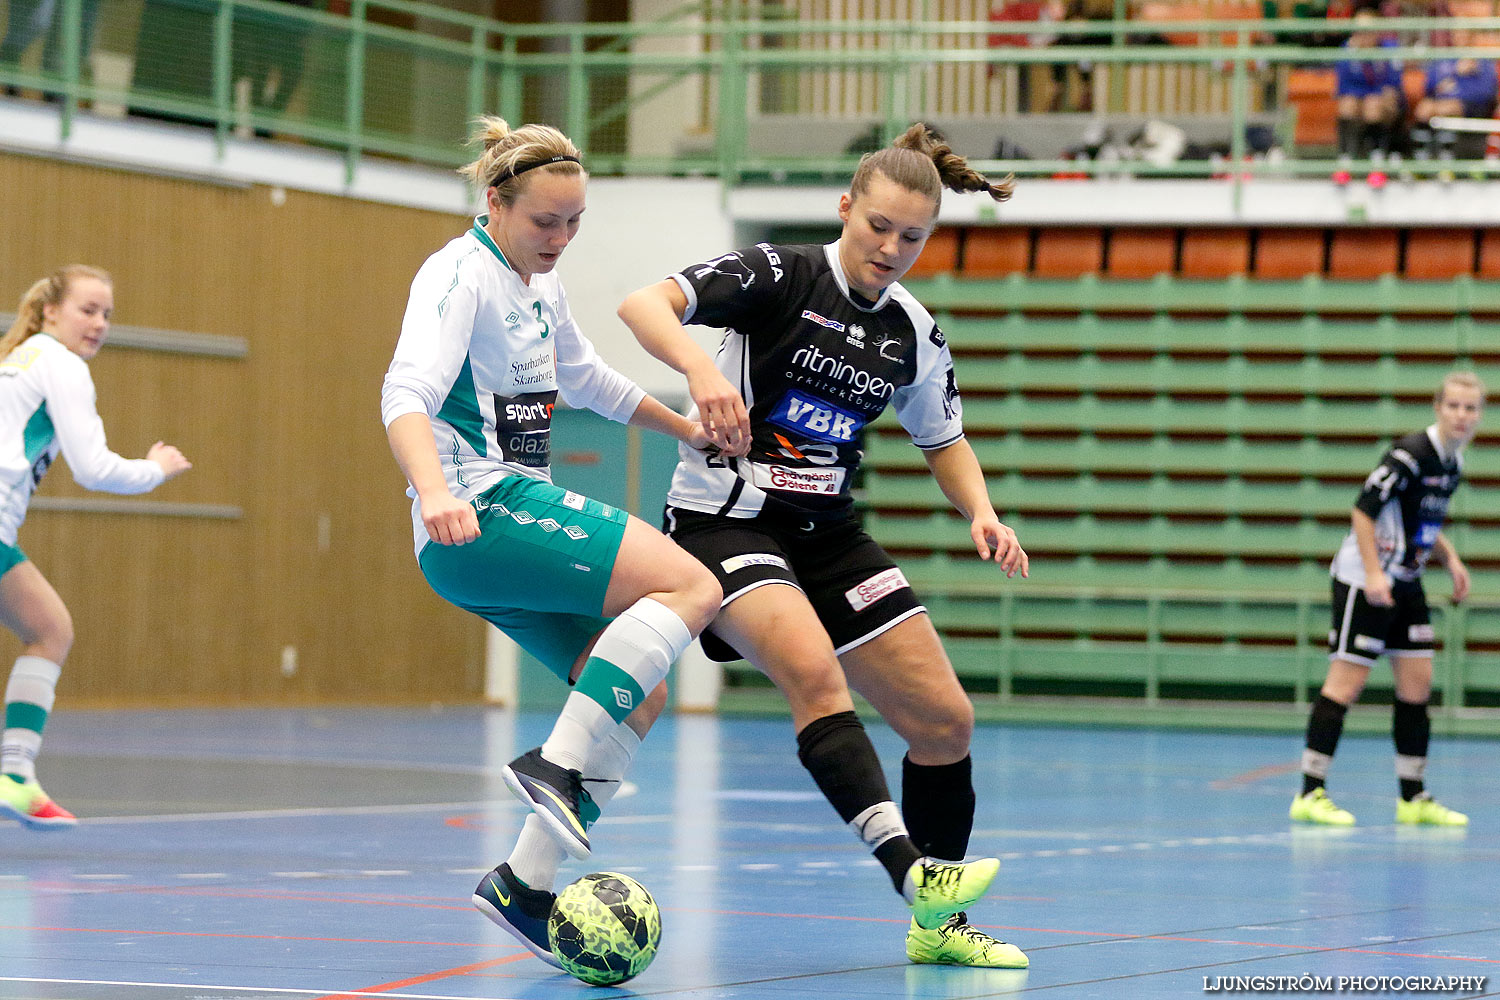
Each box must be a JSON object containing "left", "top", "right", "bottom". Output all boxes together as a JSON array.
[
  {"left": 511, "top": 511, "right": 536, "bottom": 525},
  {"left": 564, "top": 525, "right": 589, "bottom": 540},
  {"left": 538, "top": 518, "right": 561, "bottom": 532}
]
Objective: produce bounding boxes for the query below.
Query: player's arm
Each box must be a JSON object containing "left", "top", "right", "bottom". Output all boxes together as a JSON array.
[
  {"left": 922, "top": 438, "right": 1027, "bottom": 578},
  {"left": 381, "top": 258, "right": 480, "bottom": 547},
  {"left": 626, "top": 395, "right": 711, "bottom": 450},
  {"left": 1350, "top": 508, "right": 1392, "bottom": 606},
  {"left": 1432, "top": 531, "right": 1471, "bottom": 603},
  {"left": 618, "top": 279, "right": 749, "bottom": 457},
  {"left": 385, "top": 412, "right": 477, "bottom": 546}
]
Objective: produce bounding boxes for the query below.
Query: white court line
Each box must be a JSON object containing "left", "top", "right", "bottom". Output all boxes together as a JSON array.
[
  {"left": 47, "top": 800, "right": 511, "bottom": 826},
  {"left": 51, "top": 805, "right": 679, "bottom": 827},
  {"left": 0, "top": 978, "right": 515, "bottom": 1000}
]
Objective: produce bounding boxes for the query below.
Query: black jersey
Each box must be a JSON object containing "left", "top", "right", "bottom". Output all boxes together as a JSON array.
[
  {"left": 1331, "top": 426, "right": 1464, "bottom": 586},
  {"left": 665, "top": 241, "right": 963, "bottom": 518}
]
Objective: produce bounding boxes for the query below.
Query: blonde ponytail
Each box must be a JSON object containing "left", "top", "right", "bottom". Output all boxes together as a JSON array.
[{"left": 457, "top": 116, "right": 584, "bottom": 205}]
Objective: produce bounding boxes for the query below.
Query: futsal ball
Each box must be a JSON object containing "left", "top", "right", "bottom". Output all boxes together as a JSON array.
[{"left": 547, "top": 872, "right": 662, "bottom": 986}]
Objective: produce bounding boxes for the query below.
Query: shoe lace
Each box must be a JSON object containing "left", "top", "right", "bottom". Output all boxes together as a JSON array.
[
  {"left": 924, "top": 861, "right": 963, "bottom": 893},
  {"left": 941, "top": 913, "right": 1003, "bottom": 949}
]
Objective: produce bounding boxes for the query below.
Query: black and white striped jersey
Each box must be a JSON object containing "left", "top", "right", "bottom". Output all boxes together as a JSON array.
[
  {"left": 665, "top": 240, "right": 963, "bottom": 519},
  {"left": 1331, "top": 425, "right": 1464, "bottom": 586}
]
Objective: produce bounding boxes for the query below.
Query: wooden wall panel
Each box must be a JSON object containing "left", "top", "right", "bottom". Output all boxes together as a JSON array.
[{"left": 0, "top": 153, "right": 483, "bottom": 706}]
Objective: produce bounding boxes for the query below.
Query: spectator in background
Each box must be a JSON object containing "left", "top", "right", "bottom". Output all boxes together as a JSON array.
[
  {"left": 0, "top": 0, "right": 102, "bottom": 96},
  {"left": 1412, "top": 34, "right": 1500, "bottom": 161},
  {"left": 987, "top": 0, "right": 1062, "bottom": 112},
  {"left": 1334, "top": 10, "right": 1403, "bottom": 168},
  {"left": 233, "top": 0, "right": 316, "bottom": 135}
]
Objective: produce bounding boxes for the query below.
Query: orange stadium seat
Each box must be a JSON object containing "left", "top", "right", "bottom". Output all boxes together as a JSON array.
[
  {"left": 1033, "top": 228, "right": 1104, "bottom": 277},
  {"left": 1107, "top": 228, "right": 1177, "bottom": 278},
  {"left": 1138, "top": 0, "right": 1207, "bottom": 46},
  {"left": 1180, "top": 228, "right": 1251, "bottom": 277},
  {"left": 1328, "top": 228, "right": 1400, "bottom": 279},
  {"left": 963, "top": 228, "right": 1031, "bottom": 276},
  {"left": 1478, "top": 229, "right": 1500, "bottom": 278},
  {"left": 1406, "top": 229, "right": 1476, "bottom": 280},
  {"left": 907, "top": 227, "right": 960, "bottom": 278},
  {"left": 1287, "top": 68, "right": 1338, "bottom": 148},
  {"left": 1254, "top": 228, "right": 1326, "bottom": 278}
]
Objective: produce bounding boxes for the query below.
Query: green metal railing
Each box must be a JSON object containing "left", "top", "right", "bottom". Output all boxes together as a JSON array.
[{"left": 3, "top": 0, "right": 1500, "bottom": 187}]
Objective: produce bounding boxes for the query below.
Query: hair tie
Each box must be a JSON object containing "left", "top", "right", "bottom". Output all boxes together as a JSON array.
[{"left": 490, "top": 154, "right": 582, "bottom": 187}]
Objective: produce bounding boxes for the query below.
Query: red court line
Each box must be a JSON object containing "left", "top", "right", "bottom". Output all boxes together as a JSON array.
[
  {"left": 312, "top": 954, "right": 530, "bottom": 1000},
  {"left": 1210, "top": 761, "right": 1301, "bottom": 789}
]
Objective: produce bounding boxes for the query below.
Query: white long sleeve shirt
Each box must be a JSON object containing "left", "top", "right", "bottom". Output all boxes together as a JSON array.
[
  {"left": 381, "top": 218, "right": 645, "bottom": 555},
  {"left": 0, "top": 333, "right": 166, "bottom": 546}
]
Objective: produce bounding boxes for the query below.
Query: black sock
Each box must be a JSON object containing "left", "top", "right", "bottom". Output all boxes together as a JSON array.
[
  {"left": 902, "top": 754, "right": 975, "bottom": 861},
  {"left": 1393, "top": 698, "right": 1430, "bottom": 801},
  {"left": 797, "top": 711, "right": 922, "bottom": 891},
  {"left": 1301, "top": 694, "right": 1348, "bottom": 796},
  {"left": 1337, "top": 117, "right": 1361, "bottom": 158}
]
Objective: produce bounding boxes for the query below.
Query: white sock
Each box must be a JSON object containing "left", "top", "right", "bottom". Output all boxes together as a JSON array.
[
  {"left": 3, "top": 656, "right": 61, "bottom": 782},
  {"left": 509, "top": 723, "right": 643, "bottom": 890},
  {"left": 540, "top": 598, "right": 689, "bottom": 770}
]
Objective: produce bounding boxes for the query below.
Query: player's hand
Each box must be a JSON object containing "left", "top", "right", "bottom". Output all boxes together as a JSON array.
[
  {"left": 687, "top": 367, "right": 751, "bottom": 458},
  {"left": 685, "top": 421, "right": 714, "bottom": 452},
  {"left": 972, "top": 514, "right": 1029, "bottom": 579},
  {"left": 1450, "top": 558, "right": 1471, "bottom": 604},
  {"left": 420, "top": 489, "right": 480, "bottom": 546},
  {"left": 146, "top": 441, "right": 192, "bottom": 480},
  {"left": 1364, "top": 574, "right": 1394, "bottom": 607}
]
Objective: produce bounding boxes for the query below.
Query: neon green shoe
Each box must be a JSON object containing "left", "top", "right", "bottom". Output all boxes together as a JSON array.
[
  {"left": 907, "top": 857, "right": 1000, "bottom": 930},
  {"left": 1396, "top": 793, "right": 1468, "bottom": 827},
  {"left": 0, "top": 777, "right": 77, "bottom": 829},
  {"left": 1289, "top": 788, "right": 1355, "bottom": 826},
  {"left": 907, "top": 912, "right": 1029, "bottom": 968}
]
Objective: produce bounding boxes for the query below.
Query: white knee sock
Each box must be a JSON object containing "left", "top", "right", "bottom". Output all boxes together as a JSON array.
[
  {"left": 508, "top": 723, "right": 643, "bottom": 889},
  {"left": 540, "top": 598, "right": 689, "bottom": 770},
  {"left": 3, "top": 655, "right": 62, "bottom": 781}
]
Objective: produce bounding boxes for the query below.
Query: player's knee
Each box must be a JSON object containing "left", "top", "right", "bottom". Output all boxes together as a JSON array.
[
  {"left": 37, "top": 610, "right": 73, "bottom": 663},
  {"left": 911, "top": 699, "right": 973, "bottom": 758},
  {"left": 674, "top": 560, "right": 722, "bottom": 636}
]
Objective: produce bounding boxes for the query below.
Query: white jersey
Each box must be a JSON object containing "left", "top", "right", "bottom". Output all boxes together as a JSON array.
[
  {"left": 381, "top": 218, "right": 645, "bottom": 555},
  {"left": 0, "top": 333, "right": 166, "bottom": 546}
]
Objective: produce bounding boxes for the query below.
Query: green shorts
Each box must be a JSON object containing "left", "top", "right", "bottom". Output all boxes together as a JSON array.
[
  {"left": 0, "top": 541, "right": 27, "bottom": 577},
  {"left": 418, "top": 476, "right": 628, "bottom": 681}
]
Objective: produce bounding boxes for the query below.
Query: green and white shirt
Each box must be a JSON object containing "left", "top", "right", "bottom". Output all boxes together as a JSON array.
[
  {"left": 0, "top": 333, "right": 165, "bottom": 546},
  {"left": 381, "top": 217, "right": 645, "bottom": 555}
]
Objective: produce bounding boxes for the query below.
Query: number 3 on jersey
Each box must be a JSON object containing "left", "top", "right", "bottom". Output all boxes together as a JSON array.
[{"left": 531, "top": 301, "right": 550, "bottom": 339}]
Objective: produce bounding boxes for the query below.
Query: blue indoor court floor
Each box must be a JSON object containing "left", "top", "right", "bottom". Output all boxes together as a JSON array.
[{"left": 1, "top": 707, "right": 1497, "bottom": 999}]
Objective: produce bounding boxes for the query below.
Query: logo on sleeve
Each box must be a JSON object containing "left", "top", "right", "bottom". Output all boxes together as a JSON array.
[
  {"left": 769, "top": 391, "right": 866, "bottom": 443},
  {"left": 941, "top": 367, "right": 961, "bottom": 420},
  {"left": 930, "top": 326, "right": 946, "bottom": 349},
  {"left": 692, "top": 252, "right": 756, "bottom": 290}
]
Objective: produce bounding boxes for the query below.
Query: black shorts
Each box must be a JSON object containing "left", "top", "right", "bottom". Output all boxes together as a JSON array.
[
  {"left": 1328, "top": 577, "right": 1434, "bottom": 666},
  {"left": 665, "top": 506, "right": 925, "bottom": 663}
]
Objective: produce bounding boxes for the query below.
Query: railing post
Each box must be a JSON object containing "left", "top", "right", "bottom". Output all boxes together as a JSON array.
[
  {"left": 567, "top": 29, "right": 588, "bottom": 149},
  {"left": 212, "top": 0, "right": 234, "bottom": 160},
  {"left": 468, "top": 25, "right": 487, "bottom": 123},
  {"left": 499, "top": 33, "right": 521, "bottom": 125},
  {"left": 57, "top": 0, "right": 82, "bottom": 140},
  {"left": 345, "top": 0, "right": 369, "bottom": 188},
  {"left": 716, "top": 6, "right": 745, "bottom": 186},
  {"left": 1229, "top": 27, "right": 1249, "bottom": 210}
]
